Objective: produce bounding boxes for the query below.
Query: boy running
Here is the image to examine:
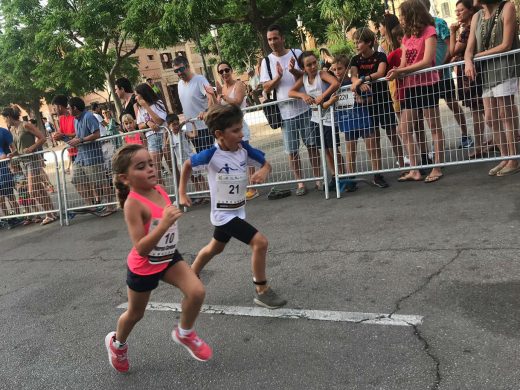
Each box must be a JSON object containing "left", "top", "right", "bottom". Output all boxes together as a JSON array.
[{"left": 179, "top": 104, "right": 287, "bottom": 309}]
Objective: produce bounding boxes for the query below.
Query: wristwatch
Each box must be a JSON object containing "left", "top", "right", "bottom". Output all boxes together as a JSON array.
[{"left": 79, "top": 137, "right": 84, "bottom": 143}]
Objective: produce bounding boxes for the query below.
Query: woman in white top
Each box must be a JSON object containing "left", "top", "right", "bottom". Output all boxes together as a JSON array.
[
  {"left": 214, "top": 61, "right": 258, "bottom": 200},
  {"left": 135, "top": 83, "right": 168, "bottom": 184}
]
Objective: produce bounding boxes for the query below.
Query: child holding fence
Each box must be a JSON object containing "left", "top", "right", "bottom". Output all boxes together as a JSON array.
[
  {"left": 179, "top": 104, "right": 286, "bottom": 309},
  {"left": 387, "top": 0, "right": 445, "bottom": 183},
  {"left": 350, "top": 28, "right": 404, "bottom": 185},
  {"left": 105, "top": 144, "right": 212, "bottom": 373},
  {"left": 288, "top": 51, "right": 341, "bottom": 187},
  {"left": 121, "top": 114, "right": 145, "bottom": 145},
  {"left": 329, "top": 56, "right": 375, "bottom": 182}
]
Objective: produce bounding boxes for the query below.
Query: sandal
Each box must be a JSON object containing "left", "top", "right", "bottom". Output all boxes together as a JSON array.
[
  {"left": 267, "top": 187, "right": 291, "bottom": 200},
  {"left": 40, "top": 215, "right": 57, "bottom": 225},
  {"left": 22, "top": 219, "right": 33, "bottom": 226}
]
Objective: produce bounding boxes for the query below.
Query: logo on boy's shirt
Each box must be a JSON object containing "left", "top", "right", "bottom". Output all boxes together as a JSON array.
[{"left": 218, "top": 163, "right": 238, "bottom": 174}]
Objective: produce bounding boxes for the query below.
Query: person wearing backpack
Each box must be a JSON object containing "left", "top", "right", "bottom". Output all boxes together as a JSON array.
[{"left": 260, "top": 24, "right": 322, "bottom": 196}]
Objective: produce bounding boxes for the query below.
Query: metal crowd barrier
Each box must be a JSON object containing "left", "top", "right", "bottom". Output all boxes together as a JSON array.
[
  {"left": 0, "top": 149, "right": 62, "bottom": 226},
  {"left": 60, "top": 127, "right": 180, "bottom": 225},
  {"left": 2, "top": 48, "right": 519, "bottom": 227}
]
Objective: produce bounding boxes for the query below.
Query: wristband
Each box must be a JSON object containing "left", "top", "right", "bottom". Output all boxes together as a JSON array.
[{"left": 360, "top": 76, "right": 366, "bottom": 83}]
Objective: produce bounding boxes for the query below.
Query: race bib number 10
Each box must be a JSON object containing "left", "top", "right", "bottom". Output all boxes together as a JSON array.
[
  {"left": 215, "top": 173, "right": 248, "bottom": 210},
  {"left": 148, "top": 218, "right": 178, "bottom": 264}
]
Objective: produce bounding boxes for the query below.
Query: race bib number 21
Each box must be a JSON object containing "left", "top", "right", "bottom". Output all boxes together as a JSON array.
[{"left": 215, "top": 173, "right": 248, "bottom": 210}]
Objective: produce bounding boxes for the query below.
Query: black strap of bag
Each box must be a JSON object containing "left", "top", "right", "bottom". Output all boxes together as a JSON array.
[{"left": 483, "top": 1, "right": 507, "bottom": 50}]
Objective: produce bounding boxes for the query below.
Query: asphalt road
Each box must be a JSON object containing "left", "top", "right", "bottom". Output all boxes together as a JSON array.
[{"left": 1, "top": 158, "right": 519, "bottom": 390}]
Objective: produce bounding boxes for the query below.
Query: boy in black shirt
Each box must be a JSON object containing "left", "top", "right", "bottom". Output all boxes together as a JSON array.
[{"left": 350, "top": 28, "right": 405, "bottom": 186}]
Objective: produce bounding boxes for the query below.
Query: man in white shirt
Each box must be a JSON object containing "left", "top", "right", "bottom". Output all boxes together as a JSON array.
[
  {"left": 260, "top": 24, "right": 320, "bottom": 196},
  {"left": 173, "top": 56, "right": 216, "bottom": 152}
]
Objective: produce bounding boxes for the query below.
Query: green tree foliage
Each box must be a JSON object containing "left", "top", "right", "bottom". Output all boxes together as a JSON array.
[{"left": 319, "top": 0, "right": 384, "bottom": 45}]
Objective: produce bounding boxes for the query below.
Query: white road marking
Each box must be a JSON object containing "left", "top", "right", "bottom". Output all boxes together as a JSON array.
[{"left": 117, "top": 302, "right": 423, "bottom": 327}]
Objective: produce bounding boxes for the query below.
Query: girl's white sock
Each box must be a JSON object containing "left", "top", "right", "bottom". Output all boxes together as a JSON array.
[
  {"left": 178, "top": 326, "right": 194, "bottom": 337},
  {"left": 114, "top": 339, "right": 127, "bottom": 349}
]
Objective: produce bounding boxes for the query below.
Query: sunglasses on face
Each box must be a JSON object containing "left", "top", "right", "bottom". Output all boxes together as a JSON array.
[
  {"left": 218, "top": 68, "right": 231, "bottom": 75},
  {"left": 173, "top": 66, "right": 186, "bottom": 73}
]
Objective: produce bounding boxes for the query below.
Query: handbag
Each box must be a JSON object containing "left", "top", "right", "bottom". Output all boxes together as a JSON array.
[{"left": 262, "top": 49, "right": 299, "bottom": 129}]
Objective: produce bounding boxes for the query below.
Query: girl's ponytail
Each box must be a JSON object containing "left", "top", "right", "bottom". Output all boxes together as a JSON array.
[
  {"left": 111, "top": 143, "right": 146, "bottom": 208},
  {"left": 114, "top": 178, "right": 130, "bottom": 208}
]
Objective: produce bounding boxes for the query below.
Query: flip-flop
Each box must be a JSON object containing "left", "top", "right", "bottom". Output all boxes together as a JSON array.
[
  {"left": 40, "top": 215, "right": 57, "bottom": 225},
  {"left": 424, "top": 174, "right": 443, "bottom": 183},
  {"left": 497, "top": 166, "right": 520, "bottom": 177},
  {"left": 488, "top": 165, "right": 505, "bottom": 176},
  {"left": 397, "top": 173, "right": 422, "bottom": 182}
]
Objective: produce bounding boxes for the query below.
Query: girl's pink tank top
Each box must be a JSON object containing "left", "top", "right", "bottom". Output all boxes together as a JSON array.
[{"left": 127, "top": 186, "right": 174, "bottom": 275}]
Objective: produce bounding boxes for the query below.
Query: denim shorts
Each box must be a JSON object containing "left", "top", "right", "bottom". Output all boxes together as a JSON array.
[
  {"left": 146, "top": 132, "right": 163, "bottom": 152},
  {"left": 281, "top": 109, "right": 315, "bottom": 154}
]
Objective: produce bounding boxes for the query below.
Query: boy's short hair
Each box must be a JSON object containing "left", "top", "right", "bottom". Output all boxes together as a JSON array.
[
  {"left": 69, "top": 97, "right": 85, "bottom": 112},
  {"left": 353, "top": 28, "right": 376, "bottom": 48},
  {"left": 166, "top": 113, "right": 179, "bottom": 124},
  {"left": 333, "top": 54, "right": 350, "bottom": 67},
  {"left": 51, "top": 95, "right": 68, "bottom": 107},
  {"left": 204, "top": 104, "right": 244, "bottom": 136}
]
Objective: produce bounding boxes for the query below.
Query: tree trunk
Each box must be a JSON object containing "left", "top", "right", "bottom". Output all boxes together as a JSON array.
[
  {"left": 30, "top": 99, "right": 44, "bottom": 131},
  {"left": 105, "top": 71, "right": 122, "bottom": 119}
]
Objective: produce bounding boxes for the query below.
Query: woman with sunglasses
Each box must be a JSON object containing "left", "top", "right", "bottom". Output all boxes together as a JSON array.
[
  {"left": 214, "top": 61, "right": 259, "bottom": 200},
  {"left": 135, "top": 83, "right": 168, "bottom": 184}
]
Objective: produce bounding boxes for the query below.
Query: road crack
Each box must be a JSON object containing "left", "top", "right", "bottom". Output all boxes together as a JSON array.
[{"left": 389, "top": 249, "right": 463, "bottom": 390}]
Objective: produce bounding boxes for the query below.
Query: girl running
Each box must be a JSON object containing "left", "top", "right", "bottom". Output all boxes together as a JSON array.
[{"left": 105, "top": 144, "right": 212, "bottom": 373}]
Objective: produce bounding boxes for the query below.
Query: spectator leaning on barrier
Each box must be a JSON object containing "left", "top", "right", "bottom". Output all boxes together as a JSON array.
[
  {"left": 0, "top": 126, "right": 23, "bottom": 226},
  {"left": 260, "top": 24, "right": 319, "bottom": 196},
  {"left": 386, "top": 0, "right": 445, "bottom": 184},
  {"left": 421, "top": 0, "right": 472, "bottom": 150},
  {"left": 43, "top": 117, "right": 57, "bottom": 147},
  {"left": 91, "top": 103, "right": 108, "bottom": 137},
  {"left": 350, "top": 27, "right": 403, "bottom": 186},
  {"left": 465, "top": 0, "right": 520, "bottom": 176},
  {"left": 135, "top": 82, "right": 168, "bottom": 185},
  {"left": 173, "top": 56, "right": 216, "bottom": 153},
  {"left": 2, "top": 107, "right": 58, "bottom": 225},
  {"left": 449, "top": 0, "right": 487, "bottom": 158},
  {"left": 51, "top": 95, "right": 77, "bottom": 175},
  {"left": 115, "top": 77, "right": 137, "bottom": 123},
  {"left": 67, "top": 97, "right": 116, "bottom": 215}
]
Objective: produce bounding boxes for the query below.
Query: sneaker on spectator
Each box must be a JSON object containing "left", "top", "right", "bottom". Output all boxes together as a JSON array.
[
  {"left": 246, "top": 189, "right": 259, "bottom": 200},
  {"left": 104, "top": 331, "right": 129, "bottom": 373},
  {"left": 459, "top": 135, "right": 474, "bottom": 149},
  {"left": 373, "top": 174, "right": 389, "bottom": 188},
  {"left": 172, "top": 328, "right": 213, "bottom": 361},
  {"left": 254, "top": 287, "right": 287, "bottom": 309}
]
